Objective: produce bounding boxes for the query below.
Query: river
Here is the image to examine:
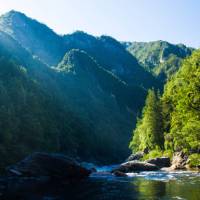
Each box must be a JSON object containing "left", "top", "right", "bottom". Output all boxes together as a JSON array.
[{"left": 2, "top": 165, "right": 200, "bottom": 200}]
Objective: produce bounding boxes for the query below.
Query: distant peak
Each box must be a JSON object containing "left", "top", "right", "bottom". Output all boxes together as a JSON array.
[
  {"left": 3, "top": 10, "right": 25, "bottom": 17},
  {"left": 8, "top": 10, "right": 21, "bottom": 14}
]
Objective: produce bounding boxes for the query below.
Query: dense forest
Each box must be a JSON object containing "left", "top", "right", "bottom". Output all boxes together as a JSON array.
[{"left": 129, "top": 50, "right": 200, "bottom": 167}]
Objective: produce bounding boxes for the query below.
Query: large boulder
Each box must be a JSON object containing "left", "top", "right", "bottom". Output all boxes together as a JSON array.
[
  {"left": 113, "top": 161, "right": 159, "bottom": 173},
  {"left": 126, "top": 152, "right": 144, "bottom": 162},
  {"left": 7, "top": 152, "right": 91, "bottom": 180},
  {"left": 170, "top": 152, "right": 188, "bottom": 170},
  {"left": 147, "top": 157, "right": 170, "bottom": 168}
]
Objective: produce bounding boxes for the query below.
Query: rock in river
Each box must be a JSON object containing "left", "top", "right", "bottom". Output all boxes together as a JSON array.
[
  {"left": 7, "top": 152, "right": 91, "bottom": 180},
  {"left": 113, "top": 161, "right": 159, "bottom": 173}
]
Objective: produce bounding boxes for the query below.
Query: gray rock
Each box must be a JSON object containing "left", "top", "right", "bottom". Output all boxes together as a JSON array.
[
  {"left": 113, "top": 161, "right": 159, "bottom": 173},
  {"left": 7, "top": 152, "right": 91, "bottom": 180},
  {"left": 147, "top": 157, "right": 170, "bottom": 168}
]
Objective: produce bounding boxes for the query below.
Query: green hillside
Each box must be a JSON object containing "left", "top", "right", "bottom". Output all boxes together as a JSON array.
[{"left": 127, "top": 41, "right": 193, "bottom": 82}]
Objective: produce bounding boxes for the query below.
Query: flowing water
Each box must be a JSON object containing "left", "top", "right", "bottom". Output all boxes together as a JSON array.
[{"left": 4, "top": 165, "right": 200, "bottom": 200}]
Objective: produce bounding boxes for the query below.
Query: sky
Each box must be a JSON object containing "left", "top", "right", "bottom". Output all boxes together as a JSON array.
[{"left": 0, "top": 0, "right": 199, "bottom": 48}]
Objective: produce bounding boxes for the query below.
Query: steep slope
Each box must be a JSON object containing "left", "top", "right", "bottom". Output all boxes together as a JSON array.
[
  {"left": 58, "top": 49, "right": 146, "bottom": 111},
  {"left": 63, "top": 31, "right": 160, "bottom": 88},
  {"left": 127, "top": 41, "right": 193, "bottom": 82},
  {"left": 56, "top": 49, "right": 144, "bottom": 162},
  {"left": 0, "top": 11, "right": 160, "bottom": 90},
  {"left": 0, "top": 37, "right": 82, "bottom": 170},
  {"left": 0, "top": 30, "right": 145, "bottom": 166},
  {"left": 0, "top": 10, "right": 66, "bottom": 66}
]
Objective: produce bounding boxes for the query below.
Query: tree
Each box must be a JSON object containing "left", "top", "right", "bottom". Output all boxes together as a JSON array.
[{"left": 129, "top": 89, "right": 164, "bottom": 153}]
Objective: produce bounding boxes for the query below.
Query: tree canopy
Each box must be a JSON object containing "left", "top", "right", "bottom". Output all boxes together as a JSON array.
[{"left": 130, "top": 50, "right": 200, "bottom": 166}]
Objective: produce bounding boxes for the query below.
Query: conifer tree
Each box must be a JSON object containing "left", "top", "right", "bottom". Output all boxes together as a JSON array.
[{"left": 129, "top": 89, "right": 164, "bottom": 152}]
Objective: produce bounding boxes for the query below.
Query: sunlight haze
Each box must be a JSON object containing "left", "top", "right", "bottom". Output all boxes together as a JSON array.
[{"left": 0, "top": 0, "right": 199, "bottom": 47}]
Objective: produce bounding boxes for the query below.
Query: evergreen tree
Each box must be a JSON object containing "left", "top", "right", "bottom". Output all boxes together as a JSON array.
[{"left": 129, "top": 89, "right": 164, "bottom": 152}]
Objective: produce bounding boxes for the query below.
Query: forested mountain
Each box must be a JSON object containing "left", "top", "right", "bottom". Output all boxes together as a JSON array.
[
  {"left": 129, "top": 50, "right": 200, "bottom": 167},
  {"left": 63, "top": 32, "right": 160, "bottom": 88},
  {"left": 0, "top": 10, "right": 163, "bottom": 168},
  {"left": 0, "top": 10, "right": 197, "bottom": 169},
  {"left": 126, "top": 41, "right": 193, "bottom": 82},
  {"left": 0, "top": 29, "right": 139, "bottom": 167},
  {"left": 0, "top": 11, "right": 159, "bottom": 89}
]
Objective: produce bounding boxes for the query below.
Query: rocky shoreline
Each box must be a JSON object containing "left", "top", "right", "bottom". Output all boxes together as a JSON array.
[{"left": 112, "top": 151, "right": 200, "bottom": 176}]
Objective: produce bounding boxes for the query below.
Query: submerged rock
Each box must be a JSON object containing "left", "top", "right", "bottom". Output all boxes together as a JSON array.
[
  {"left": 7, "top": 152, "right": 91, "bottom": 180},
  {"left": 113, "top": 161, "right": 159, "bottom": 173},
  {"left": 147, "top": 157, "right": 170, "bottom": 168}
]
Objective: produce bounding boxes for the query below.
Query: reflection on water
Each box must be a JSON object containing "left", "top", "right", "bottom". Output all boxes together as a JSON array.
[
  {"left": 88, "top": 171, "right": 200, "bottom": 200},
  {"left": 4, "top": 169, "right": 200, "bottom": 200}
]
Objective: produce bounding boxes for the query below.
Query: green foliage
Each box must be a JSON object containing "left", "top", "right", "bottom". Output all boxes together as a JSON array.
[
  {"left": 162, "top": 50, "right": 200, "bottom": 153},
  {"left": 142, "top": 149, "right": 163, "bottom": 160},
  {"left": 188, "top": 154, "right": 200, "bottom": 168},
  {"left": 129, "top": 89, "right": 164, "bottom": 152},
  {"left": 163, "top": 150, "right": 173, "bottom": 159},
  {"left": 127, "top": 41, "right": 193, "bottom": 82},
  {"left": 130, "top": 50, "right": 200, "bottom": 164},
  {"left": 141, "top": 148, "right": 173, "bottom": 161}
]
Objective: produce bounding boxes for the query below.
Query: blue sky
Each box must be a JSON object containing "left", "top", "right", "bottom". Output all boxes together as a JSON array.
[{"left": 0, "top": 0, "right": 199, "bottom": 47}]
